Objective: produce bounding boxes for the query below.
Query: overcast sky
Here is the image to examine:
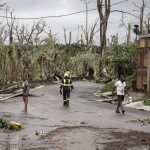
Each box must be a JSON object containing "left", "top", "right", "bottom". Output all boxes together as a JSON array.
[{"left": 1, "top": 0, "right": 150, "bottom": 44}]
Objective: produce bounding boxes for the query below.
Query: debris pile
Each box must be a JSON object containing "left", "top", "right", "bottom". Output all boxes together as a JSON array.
[
  {"left": 95, "top": 91, "right": 133, "bottom": 105},
  {"left": 0, "top": 117, "right": 10, "bottom": 129},
  {"left": 129, "top": 118, "right": 150, "bottom": 126},
  {"left": 138, "top": 118, "right": 150, "bottom": 126},
  {"left": 95, "top": 91, "right": 118, "bottom": 104},
  {"left": 0, "top": 117, "right": 23, "bottom": 130}
]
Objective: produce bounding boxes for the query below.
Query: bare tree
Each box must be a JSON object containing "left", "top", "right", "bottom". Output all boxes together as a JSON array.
[
  {"left": 132, "top": 0, "right": 146, "bottom": 35},
  {"left": 80, "top": 0, "right": 89, "bottom": 45},
  {"left": 97, "top": 0, "right": 110, "bottom": 75},
  {"left": 126, "top": 23, "right": 132, "bottom": 46},
  {"left": 81, "top": 0, "right": 100, "bottom": 46},
  {"left": 63, "top": 28, "right": 72, "bottom": 45},
  {"left": 89, "top": 18, "right": 99, "bottom": 45},
  {"left": 5, "top": 8, "right": 20, "bottom": 82},
  {"left": 0, "top": 25, "right": 8, "bottom": 43},
  {"left": 144, "top": 13, "right": 150, "bottom": 34},
  {"left": 81, "top": 18, "right": 99, "bottom": 45},
  {"left": 140, "top": 0, "right": 145, "bottom": 34},
  {"left": 96, "top": 0, "right": 146, "bottom": 75},
  {"left": 119, "top": 14, "right": 131, "bottom": 45},
  {"left": 6, "top": 8, "right": 16, "bottom": 43},
  {"left": 15, "top": 24, "right": 26, "bottom": 45},
  {"left": 11, "top": 19, "right": 47, "bottom": 81},
  {"left": 23, "top": 20, "right": 46, "bottom": 45}
]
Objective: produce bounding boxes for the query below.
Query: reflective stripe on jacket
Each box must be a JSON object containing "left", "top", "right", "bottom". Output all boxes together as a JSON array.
[{"left": 62, "top": 79, "right": 72, "bottom": 87}]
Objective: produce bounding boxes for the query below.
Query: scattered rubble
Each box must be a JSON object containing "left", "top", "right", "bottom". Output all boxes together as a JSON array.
[
  {"left": 0, "top": 84, "right": 23, "bottom": 101},
  {"left": 125, "top": 101, "right": 150, "bottom": 111},
  {"left": 35, "top": 130, "right": 46, "bottom": 136},
  {"left": 80, "top": 121, "right": 88, "bottom": 125},
  {"left": 0, "top": 85, "right": 18, "bottom": 94},
  {"left": 129, "top": 118, "right": 150, "bottom": 126},
  {"left": 94, "top": 91, "right": 117, "bottom": 103},
  {"left": 94, "top": 90, "right": 150, "bottom": 112}
]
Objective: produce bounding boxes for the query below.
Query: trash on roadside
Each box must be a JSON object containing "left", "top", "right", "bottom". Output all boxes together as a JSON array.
[
  {"left": 9, "top": 121, "right": 23, "bottom": 130},
  {"left": 80, "top": 121, "right": 88, "bottom": 125},
  {"left": 98, "top": 113, "right": 103, "bottom": 116},
  {"left": 128, "top": 96, "right": 133, "bottom": 102},
  {"left": 35, "top": 130, "right": 45, "bottom": 136}
]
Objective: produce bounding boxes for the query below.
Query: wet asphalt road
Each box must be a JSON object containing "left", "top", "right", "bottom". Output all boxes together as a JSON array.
[{"left": 0, "top": 81, "right": 150, "bottom": 150}]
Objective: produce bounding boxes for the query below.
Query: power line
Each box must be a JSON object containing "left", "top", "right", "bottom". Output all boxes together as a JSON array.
[
  {"left": 0, "top": 0, "right": 130, "bottom": 20},
  {"left": 111, "top": 0, "right": 129, "bottom": 6},
  {"left": 0, "top": 8, "right": 97, "bottom": 20}
]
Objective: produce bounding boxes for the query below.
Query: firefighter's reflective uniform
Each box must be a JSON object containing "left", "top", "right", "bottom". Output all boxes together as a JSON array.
[{"left": 60, "top": 75, "right": 73, "bottom": 106}]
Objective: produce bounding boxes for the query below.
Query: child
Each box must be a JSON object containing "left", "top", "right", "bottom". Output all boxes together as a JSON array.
[{"left": 22, "top": 76, "right": 29, "bottom": 112}]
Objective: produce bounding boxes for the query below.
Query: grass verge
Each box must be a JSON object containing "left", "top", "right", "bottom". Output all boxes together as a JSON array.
[{"left": 143, "top": 98, "right": 150, "bottom": 106}]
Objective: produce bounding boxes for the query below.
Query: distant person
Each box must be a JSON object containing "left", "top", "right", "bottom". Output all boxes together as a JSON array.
[
  {"left": 27, "top": 72, "right": 32, "bottom": 81},
  {"left": 87, "top": 67, "right": 94, "bottom": 78},
  {"left": 64, "top": 70, "right": 71, "bottom": 78},
  {"left": 22, "top": 76, "right": 29, "bottom": 112},
  {"left": 112, "top": 75, "right": 129, "bottom": 114},
  {"left": 60, "top": 73, "right": 73, "bottom": 106}
]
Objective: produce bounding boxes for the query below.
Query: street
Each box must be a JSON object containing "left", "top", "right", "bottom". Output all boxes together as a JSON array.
[{"left": 0, "top": 81, "right": 150, "bottom": 150}]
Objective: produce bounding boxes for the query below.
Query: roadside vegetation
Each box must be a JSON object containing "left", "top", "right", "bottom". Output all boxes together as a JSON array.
[
  {"left": 0, "top": 0, "right": 150, "bottom": 102},
  {"left": 100, "top": 82, "right": 114, "bottom": 93},
  {"left": 143, "top": 98, "right": 150, "bottom": 106}
]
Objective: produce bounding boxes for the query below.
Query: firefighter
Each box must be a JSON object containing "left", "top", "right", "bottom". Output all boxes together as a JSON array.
[
  {"left": 64, "top": 70, "right": 70, "bottom": 78},
  {"left": 60, "top": 73, "right": 73, "bottom": 106}
]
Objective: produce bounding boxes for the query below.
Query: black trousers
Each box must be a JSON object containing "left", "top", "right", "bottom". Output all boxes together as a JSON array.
[
  {"left": 63, "top": 91, "right": 70, "bottom": 100},
  {"left": 117, "top": 95, "right": 125, "bottom": 111}
]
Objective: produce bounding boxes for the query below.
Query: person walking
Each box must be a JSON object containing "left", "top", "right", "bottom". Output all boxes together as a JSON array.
[
  {"left": 22, "top": 76, "right": 29, "bottom": 112},
  {"left": 112, "top": 75, "right": 129, "bottom": 114},
  {"left": 60, "top": 73, "right": 73, "bottom": 106}
]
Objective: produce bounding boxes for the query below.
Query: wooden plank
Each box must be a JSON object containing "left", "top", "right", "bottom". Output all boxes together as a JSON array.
[
  {"left": 0, "top": 85, "right": 44, "bottom": 102},
  {"left": 0, "top": 92, "right": 22, "bottom": 101}
]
